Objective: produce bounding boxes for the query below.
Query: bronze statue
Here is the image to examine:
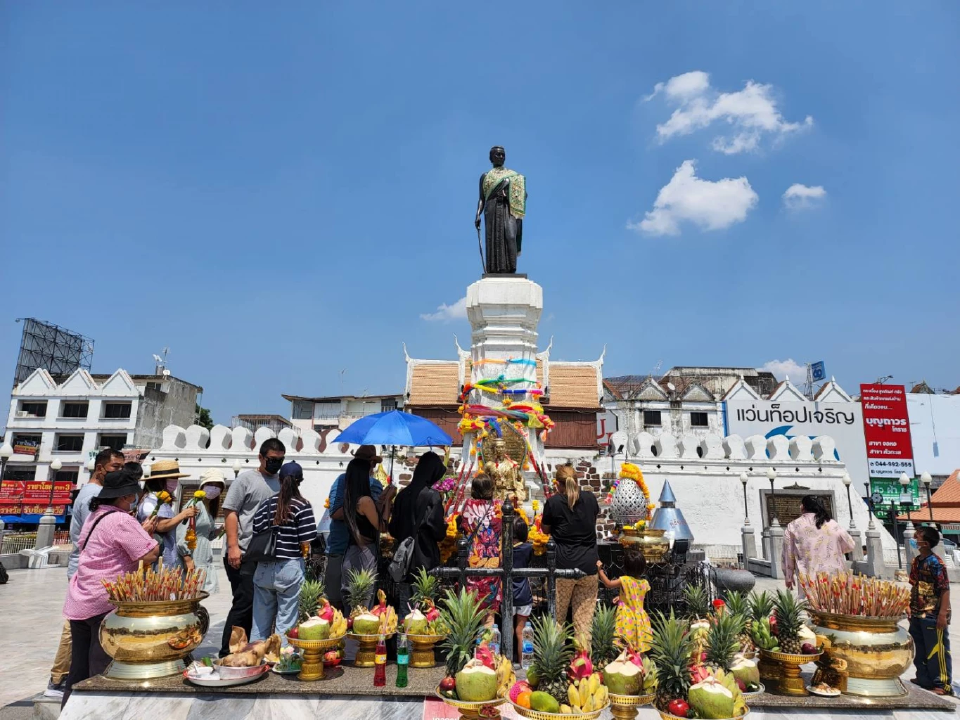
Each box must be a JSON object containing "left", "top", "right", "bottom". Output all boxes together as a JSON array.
[
  {"left": 485, "top": 439, "right": 526, "bottom": 504},
  {"left": 475, "top": 146, "right": 527, "bottom": 275}
]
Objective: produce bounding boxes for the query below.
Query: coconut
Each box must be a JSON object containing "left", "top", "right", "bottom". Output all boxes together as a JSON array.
[
  {"left": 404, "top": 609, "right": 428, "bottom": 635},
  {"left": 455, "top": 659, "right": 499, "bottom": 702},
  {"left": 729, "top": 655, "right": 760, "bottom": 687},
  {"left": 604, "top": 654, "right": 642, "bottom": 695},
  {"left": 353, "top": 612, "right": 381, "bottom": 635},
  {"left": 688, "top": 677, "right": 740, "bottom": 720},
  {"left": 299, "top": 618, "right": 330, "bottom": 641}
]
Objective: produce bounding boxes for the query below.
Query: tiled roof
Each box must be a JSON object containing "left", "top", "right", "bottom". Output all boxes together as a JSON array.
[
  {"left": 545, "top": 364, "right": 600, "bottom": 410},
  {"left": 929, "top": 470, "right": 960, "bottom": 507},
  {"left": 898, "top": 507, "right": 960, "bottom": 523},
  {"left": 407, "top": 362, "right": 460, "bottom": 406}
]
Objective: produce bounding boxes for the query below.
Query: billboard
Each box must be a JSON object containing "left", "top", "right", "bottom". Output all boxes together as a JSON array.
[
  {"left": 860, "top": 384, "right": 915, "bottom": 478},
  {"left": 724, "top": 400, "right": 868, "bottom": 483},
  {"left": 0, "top": 480, "right": 72, "bottom": 523},
  {"left": 13, "top": 318, "right": 94, "bottom": 387}
]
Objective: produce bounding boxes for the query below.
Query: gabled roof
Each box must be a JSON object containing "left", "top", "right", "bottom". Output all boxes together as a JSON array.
[
  {"left": 814, "top": 377, "right": 852, "bottom": 402},
  {"left": 768, "top": 377, "right": 807, "bottom": 402},
  {"left": 680, "top": 382, "right": 714, "bottom": 402},
  {"left": 13, "top": 368, "right": 58, "bottom": 395},
  {"left": 929, "top": 470, "right": 960, "bottom": 507},
  {"left": 911, "top": 381, "right": 936, "bottom": 394},
  {"left": 721, "top": 376, "right": 761, "bottom": 401}
]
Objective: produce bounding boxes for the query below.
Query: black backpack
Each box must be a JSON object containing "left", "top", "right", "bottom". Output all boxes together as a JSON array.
[{"left": 0, "top": 561, "right": 8, "bottom": 585}]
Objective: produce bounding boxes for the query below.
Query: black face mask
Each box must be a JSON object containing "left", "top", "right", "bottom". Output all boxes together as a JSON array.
[{"left": 264, "top": 457, "right": 284, "bottom": 475}]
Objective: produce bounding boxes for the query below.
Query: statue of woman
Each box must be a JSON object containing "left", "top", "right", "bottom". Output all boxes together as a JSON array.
[{"left": 475, "top": 146, "right": 527, "bottom": 274}]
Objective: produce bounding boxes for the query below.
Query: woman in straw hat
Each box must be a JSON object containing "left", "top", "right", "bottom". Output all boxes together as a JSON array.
[
  {"left": 177, "top": 468, "right": 225, "bottom": 593},
  {"left": 137, "top": 460, "right": 196, "bottom": 570}
]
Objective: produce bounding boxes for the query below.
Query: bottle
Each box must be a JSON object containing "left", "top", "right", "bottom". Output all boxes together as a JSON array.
[
  {"left": 489, "top": 623, "right": 501, "bottom": 657},
  {"left": 396, "top": 633, "right": 409, "bottom": 688},
  {"left": 373, "top": 634, "right": 387, "bottom": 687},
  {"left": 520, "top": 622, "right": 535, "bottom": 669}
]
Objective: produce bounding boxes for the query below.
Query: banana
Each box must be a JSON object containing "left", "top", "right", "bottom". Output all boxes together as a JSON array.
[
  {"left": 572, "top": 705, "right": 582, "bottom": 714},
  {"left": 579, "top": 679, "right": 589, "bottom": 707},
  {"left": 593, "top": 685, "right": 607, "bottom": 707},
  {"left": 560, "top": 705, "right": 572, "bottom": 715},
  {"left": 568, "top": 684, "right": 580, "bottom": 707},
  {"left": 584, "top": 695, "right": 594, "bottom": 712}
]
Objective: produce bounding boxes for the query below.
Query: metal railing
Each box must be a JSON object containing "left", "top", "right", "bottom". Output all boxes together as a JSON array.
[{"left": 1, "top": 530, "right": 71, "bottom": 554}]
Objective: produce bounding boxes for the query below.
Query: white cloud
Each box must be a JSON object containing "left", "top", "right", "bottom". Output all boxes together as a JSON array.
[
  {"left": 420, "top": 296, "right": 467, "bottom": 322},
  {"left": 628, "top": 160, "right": 758, "bottom": 236},
  {"left": 782, "top": 183, "right": 827, "bottom": 210},
  {"left": 761, "top": 358, "right": 807, "bottom": 383},
  {"left": 645, "top": 71, "right": 812, "bottom": 153}
]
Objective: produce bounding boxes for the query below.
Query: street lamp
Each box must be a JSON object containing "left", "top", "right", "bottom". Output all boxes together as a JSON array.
[
  {"left": 232, "top": 459, "right": 242, "bottom": 479},
  {"left": 740, "top": 473, "right": 750, "bottom": 525},
  {"left": 767, "top": 468, "right": 779, "bottom": 527},
  {"left": 921, "top": 472, "right": 934, "bottom": 526},
  {"left": 47, "top": 458, "right": 63, "bottom": 511},
  {"left": 864, "top": 481, "right": 876, "bottom": 531},
  {"left": 842, "top": 472, "right": 856, "bottom": 530}
]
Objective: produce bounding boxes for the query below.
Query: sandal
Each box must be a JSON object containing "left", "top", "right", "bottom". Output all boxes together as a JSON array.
[{"left": 932, "top": 687, "right": 954, "bottom": 696}]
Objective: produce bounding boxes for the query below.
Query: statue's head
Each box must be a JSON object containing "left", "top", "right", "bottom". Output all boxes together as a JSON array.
[
  {"left": 489, "top": 146, "right": 506, "bottom": 167},
  {"left": 492, "top": 438, "right": 507, "bottom": 458}
]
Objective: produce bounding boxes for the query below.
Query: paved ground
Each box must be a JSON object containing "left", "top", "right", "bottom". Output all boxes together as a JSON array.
[{"left": 0, "top": 566, "right": 956, "bottom": 717}]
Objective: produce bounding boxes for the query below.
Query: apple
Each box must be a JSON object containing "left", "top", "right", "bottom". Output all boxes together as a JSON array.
[
  {"left": 736, "top": 679, "right": 746, "bottom": 692},
  {"left": 287, "top": 627, "right": 299, "bottom": 639},
  {"left": 801, "top": 643, "right": 817, "bottom": 655},
  {"left": 323, "top": 650, "right": 341, "bottom": 667},
  {"left": 667, "top": 699, "right": 690, "bottom": 717},
  {"left": 440, "top": 676, "right": 457, "bottom": 692}
]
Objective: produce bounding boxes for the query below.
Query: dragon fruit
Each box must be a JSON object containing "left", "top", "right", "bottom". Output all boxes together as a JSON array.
[
  {"left": 424, "top": 599, "right": 441, "bottom": 623},
  {"left": 475, "top": 642, "right": 496, "bottom": 670},
  {"left": 372, "top": 589, "right": 389, "bottom": 616},
  {"left": 568, "top": 649, "right": 593, "bottom": 683},
  {"left": 317, "top": 599, "right": 335, "bottom": 623},
  {"left": 509, "top": 681, "right": 531, "bottom": 703}
]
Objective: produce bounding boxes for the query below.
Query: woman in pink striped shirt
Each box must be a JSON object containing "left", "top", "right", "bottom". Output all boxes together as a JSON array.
[{"left": 62, "top": 470, "right": 159, "bottom": 707}]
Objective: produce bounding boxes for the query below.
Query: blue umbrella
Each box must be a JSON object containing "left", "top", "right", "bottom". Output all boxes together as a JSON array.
[{"left": 334, "top": 410, "right": 453, "bottom": 447}]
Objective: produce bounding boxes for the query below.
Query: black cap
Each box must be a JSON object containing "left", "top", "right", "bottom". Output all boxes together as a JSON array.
[{"left": 98, "top": 470, "right": 142, "bottom": 500}]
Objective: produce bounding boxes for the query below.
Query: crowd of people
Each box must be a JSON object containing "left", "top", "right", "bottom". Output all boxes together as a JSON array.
[{"left": 47, "top": 443, "right": 954, "bottom": 701}]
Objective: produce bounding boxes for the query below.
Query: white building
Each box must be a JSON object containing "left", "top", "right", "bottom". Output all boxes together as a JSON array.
[
  {"left": 3, "top": 368, "right": 201, "bottom": 486},
  {"left": 283, "top": 393, "right": 403, "bottom": 437},
  {"left": 907, "top": 390, "right": 960, "bottom": 484}
]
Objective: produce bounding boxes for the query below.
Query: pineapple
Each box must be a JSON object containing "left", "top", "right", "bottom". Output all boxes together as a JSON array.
[
  {"left": 683, "top": 583, "right": 710, "bottom": 620},
  {"left": 704, "top": 612, "right": 740, "bottom": 671},
  {"left": 438, "top": 588, "right": 486, "bottom": 677},
  {"left": 298, "top": 579, "right": 325, "bottom": 622},
  {"left": 590, "top": 605, "right": 618, "bottom": 672},
  {"left": 530, "top": 615, "right": 574, "bottom": 705},
  {"left": 772, "top": 589, "right": 807, "bottom": 655},
  {"left": 344, "top": 568, "right": 377, "bottom": 614},
  {"left": 649, "top": 611, "right": 694, "bottom": 710},
  {"left": 724, "top": 591, "right": 754, "bottom": 655},
  {"left": 411, "top": 567, "right": 439, "bottom": 606}
]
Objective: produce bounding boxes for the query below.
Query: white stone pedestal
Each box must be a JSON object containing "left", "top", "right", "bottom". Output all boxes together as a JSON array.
[{"left": 463, "top": 276, "right": 546, "bottom": 497}]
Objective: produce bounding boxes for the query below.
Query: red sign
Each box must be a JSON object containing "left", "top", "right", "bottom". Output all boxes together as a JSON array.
[{"left": 860, "top": 383, "right": 915, "bottom": 478}]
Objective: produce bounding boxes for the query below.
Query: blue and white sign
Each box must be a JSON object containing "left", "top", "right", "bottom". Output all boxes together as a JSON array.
[{"left": 811, "top": 361, "right": 826, "bottom": 383}]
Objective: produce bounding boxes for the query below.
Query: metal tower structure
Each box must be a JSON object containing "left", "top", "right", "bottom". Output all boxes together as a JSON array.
[{"left": 13, "top": 318, "right": 94, "bottom": 386}]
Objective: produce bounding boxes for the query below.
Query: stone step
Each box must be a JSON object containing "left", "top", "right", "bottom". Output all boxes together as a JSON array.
[{"left": 32, "top": 694, "right": 60, "bottom": 720}]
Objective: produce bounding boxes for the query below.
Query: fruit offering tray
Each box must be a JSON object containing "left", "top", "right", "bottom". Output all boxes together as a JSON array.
[
  {"left": 510, "top": 701, "right": 607, "bottom": 720},
  {"left": 436, "top": 688, "right": 507, "bottom": 719}
]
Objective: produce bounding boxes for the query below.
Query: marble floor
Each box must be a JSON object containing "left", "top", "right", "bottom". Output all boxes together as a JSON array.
[{"left": 2, "top": 567, "right": 958, "bottom": 717}]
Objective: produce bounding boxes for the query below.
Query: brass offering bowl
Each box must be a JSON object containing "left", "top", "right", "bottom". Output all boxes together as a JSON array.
[
  {"left": 99, "top": 593, "right": 209, "bottom": 680},
  {"left": 348, "top": 632, "right": 395, "bottom": 667},
  {"left": 808, "top": 611, "right": 913, "bottom": 697},
  {"left": 657, "top": 709, "right": 749, "bottom": 720},
  {"left": 405, "top": 633, "right": 445, "bottom": 668},
  {"left": 510, "top": 700, "right": 608, "bottom": 720},
  {"left": 609, "top": 692, "right": 655, "bottom": 720},
  {"left": 286, "top": 634, "right": 346, "bottom": 681},
  {"left": 618, "top": 529, "right": 669, "bottom": 562},
  {"left": 759, "top": 648, "right": 821, "bottom": 696},
  {"left": 436, "top": 688, "right": 506, "bottom": 720}
]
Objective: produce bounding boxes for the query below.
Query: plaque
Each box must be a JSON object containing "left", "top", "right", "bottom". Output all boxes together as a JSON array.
[{"left": 765, "top": 492, "right": 833, "bottom": 527}]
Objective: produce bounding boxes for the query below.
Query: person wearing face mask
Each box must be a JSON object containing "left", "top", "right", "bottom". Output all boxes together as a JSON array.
[
  {"left": 176, "top": 468, "right": 226, "bottom": 594},
  {"left": 220, "top": 438, "right": 286, "bottom": 657},
  {"left": 138, "top": 460, "right": 197, "bottom": 570},
  {"left": 62, "top": 470, "right": 159, "bottom": 706}
]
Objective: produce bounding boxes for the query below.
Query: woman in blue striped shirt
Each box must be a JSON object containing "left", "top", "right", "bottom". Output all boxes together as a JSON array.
[{"left": 251, "top": 462, "right": 317, "bottom": 643}]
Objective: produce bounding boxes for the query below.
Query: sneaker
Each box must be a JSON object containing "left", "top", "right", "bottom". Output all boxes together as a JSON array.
[{"left": 43, "top": 678, "right": 65, "bottom": 699}]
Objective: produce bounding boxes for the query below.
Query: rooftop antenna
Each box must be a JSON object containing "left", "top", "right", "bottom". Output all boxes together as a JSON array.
[{"left": 153, "top": 347, "right": 169, "bottom": 376}]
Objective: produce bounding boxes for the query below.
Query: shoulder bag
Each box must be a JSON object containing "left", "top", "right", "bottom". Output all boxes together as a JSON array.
[{"left": 244, "top": 498, "right": 279, "bottom": 564}]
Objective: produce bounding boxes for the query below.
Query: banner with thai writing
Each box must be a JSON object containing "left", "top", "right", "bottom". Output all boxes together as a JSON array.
[
  {"left": 724, "top": 399, "right": 868, "bottom": 483},
  {"left": 860, "top": 384, "right": 915, "bottom": 478}
]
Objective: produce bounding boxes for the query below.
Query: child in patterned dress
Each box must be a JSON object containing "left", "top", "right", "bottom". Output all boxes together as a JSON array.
[
  {"left": 909, "top": 525, "right": 953, "bottom": 695},
  {"left": 597, "top": 549, "right": 652, "bottom": 652}
]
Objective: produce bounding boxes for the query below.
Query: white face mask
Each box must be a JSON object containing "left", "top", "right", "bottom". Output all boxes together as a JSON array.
[{"left": 203, "top": 486, "right": 221, "bottom": 499}]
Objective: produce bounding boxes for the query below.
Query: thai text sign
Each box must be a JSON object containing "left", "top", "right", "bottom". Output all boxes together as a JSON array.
[
  {"left": 869, "top": 477, "right": 920, "bottom": 518},
  {"left": 860, "top": 384, "right": 915, "bottom": 478},
  {"left": 724, "top": 399, "right": 868, "bottom": 482}
]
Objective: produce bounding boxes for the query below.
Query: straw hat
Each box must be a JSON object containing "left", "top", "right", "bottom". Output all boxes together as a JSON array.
[
  {"left": 198, "top": 468, "right": 226, "bottom": 489},
  {"left": 147, "top": 459, "right": 191, "bottom": 481}
]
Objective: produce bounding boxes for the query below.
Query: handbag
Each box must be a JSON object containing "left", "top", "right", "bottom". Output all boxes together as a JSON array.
[
  {"left": 388, "top": 490, "right": 429, "bottom": 583},
  {"left": 244, "top": 498, "right": 280, "bottom": 563}
]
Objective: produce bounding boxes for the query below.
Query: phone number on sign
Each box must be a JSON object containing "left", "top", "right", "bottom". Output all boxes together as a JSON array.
[{"left": 869, "top": 459, "right": 915, "bottom": 477}]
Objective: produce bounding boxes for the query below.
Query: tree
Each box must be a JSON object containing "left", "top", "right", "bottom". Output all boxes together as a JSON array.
[{"left": 196, "top": 404, "right": 214, "bottom": 430}]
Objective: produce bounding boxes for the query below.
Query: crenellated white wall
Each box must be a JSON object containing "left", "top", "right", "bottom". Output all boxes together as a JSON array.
[{"left": 146, "top": 424, "right": 895, "bottom": 552}]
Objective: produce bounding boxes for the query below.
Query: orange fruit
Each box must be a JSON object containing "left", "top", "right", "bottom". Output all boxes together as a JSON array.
[{"left": 517, "top": 691, "right": 532, "bottom": 709}]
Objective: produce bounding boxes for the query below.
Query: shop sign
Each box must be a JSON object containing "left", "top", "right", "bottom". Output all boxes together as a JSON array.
[
  {"left": 860, "top": 384, "right": 915, "bottom": 478},
  {"left": 869, "top": 477, "right": 920, "bottom": 518},
  {"left": 13, "top": 438, "right": 39, "bottom": 456}
]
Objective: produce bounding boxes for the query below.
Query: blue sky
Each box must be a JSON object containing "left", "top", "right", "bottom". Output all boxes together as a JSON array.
[{"left": 2, "top": 3, "right": 958, "bottom": 423}]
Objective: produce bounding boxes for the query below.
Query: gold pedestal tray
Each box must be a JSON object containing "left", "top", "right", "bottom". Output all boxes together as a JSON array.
[
  {"left": 759, "top": 649, "right": 822, "bottom": 696},
  {"left": 609, "top": 693, "right": 655, "bottom": 720},
  {"left": 348, "top": 632, "right": 395, "bottom": 667},
  {"left": 406, "top": 633, "right": 444, "bottom": 668},
  {"left": 285, "top": 634, "right": 346, "bottom": 681},
  {"left": 511, "top": 700, "right": 608, "bottom": 720},
  {"left": 436, "top": 689, "right": 506, "bottom": 720},
  {"left": 617, "top": 528, "right": 669, "bottom": 562}
]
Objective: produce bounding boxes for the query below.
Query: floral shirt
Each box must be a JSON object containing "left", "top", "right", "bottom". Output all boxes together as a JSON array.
[
  {"left": 909, "top": 553, "right": 950, "bottom": 619},
  {"left": 782, "top": 513, "right": 855, "bottom": 583},
  {"left": 460, "top": 499, "right": 502, "bottom": 611}
]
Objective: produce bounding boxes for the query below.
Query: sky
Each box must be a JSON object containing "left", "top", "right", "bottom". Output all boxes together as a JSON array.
[{"left": 1, "top": 3, "right": 958, "bottom": 424}]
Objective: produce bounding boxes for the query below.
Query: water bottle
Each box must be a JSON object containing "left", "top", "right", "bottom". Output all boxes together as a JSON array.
[
  {"left": 396, "top": 633, "right": 409, "bottom": 688},
  {"left": 489, "top": 623, "right": 501, "bottom": 657},
  {"left": 520, "top": 622, "right": 535, "bottom": 669}
]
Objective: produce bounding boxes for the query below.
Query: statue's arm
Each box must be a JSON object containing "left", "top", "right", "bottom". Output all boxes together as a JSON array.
[{"left": 475, "top": 173, "right": 485, "bottom": 230}]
